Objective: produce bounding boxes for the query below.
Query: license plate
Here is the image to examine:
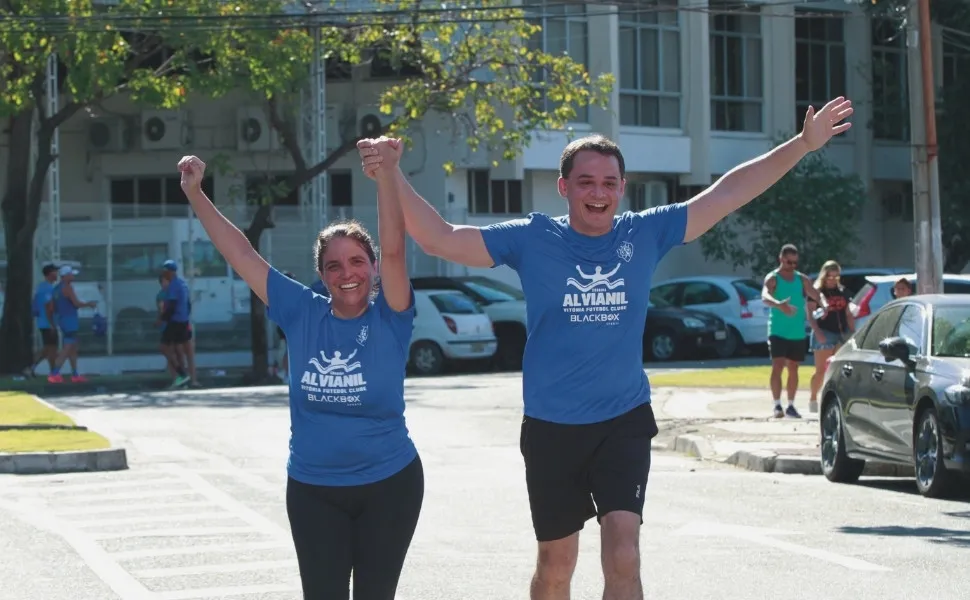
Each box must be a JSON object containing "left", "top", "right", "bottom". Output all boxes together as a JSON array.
[
  {"left": 715, "top": 330, "right": 727, "bottom": 340},
  {"left": 471, "top": 343, "right": 486, "bottom": 352}
]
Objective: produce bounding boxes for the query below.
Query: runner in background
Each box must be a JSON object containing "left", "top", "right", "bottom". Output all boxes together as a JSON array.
[{"left": 28, "top": 263, "right": 59, "bottom": 377}]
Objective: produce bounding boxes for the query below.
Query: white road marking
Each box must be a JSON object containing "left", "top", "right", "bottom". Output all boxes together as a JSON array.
[
  {"left": 53, "top": 489, "right": 202, "bottom": 504},
  {"left": 132, "top": 559, "right": 297, "bottom": 578},
  {"left": 0, "top": 496, "right": 156, "bottom": 599},
  {"left": 155, "top": 582, "right": 301, "bottom": 600},
  {"left": 675, "top": 521, "right": 891, "bottom": 572},
  {"left": 55, "top": 500, "right": 216, "bottom": 516},
  {"left": 2, "top": 478, "right": 183, "bottom": 495},
  {"left": 90, "top": 525, "right": 258, "bottom": 540},
  {"left": 111, "top": 540, "right": 290, "bottom": 560},
  {"left": 76, "top": 511, "right": 236, "bottom": 528}
]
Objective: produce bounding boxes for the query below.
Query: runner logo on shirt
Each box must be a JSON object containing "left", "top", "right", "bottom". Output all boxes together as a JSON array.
[
  {"left": 562, "top": 263, "right": 629, "bottom": 324},
  {"left": 300, "top": 349, "right": 368, "bottom": 405}
]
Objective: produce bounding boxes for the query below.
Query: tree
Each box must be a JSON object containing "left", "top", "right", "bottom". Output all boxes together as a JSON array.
[
  {"left": 0, "top": 0, "right": 614, "bottom": 376},
  {"left": 698, "top": 136, "right": 869, "bottom": 277}
]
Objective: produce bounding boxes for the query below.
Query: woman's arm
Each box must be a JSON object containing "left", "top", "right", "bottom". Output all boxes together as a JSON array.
[
  {"left": 178, "top": 156, "right": 270, "bottom": 305},
  {"left": 373, "top": 153, "right": 411, "bottom": 312}
]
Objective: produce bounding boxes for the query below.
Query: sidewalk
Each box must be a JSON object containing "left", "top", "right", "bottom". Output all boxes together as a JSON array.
[{"left": 650, "top": 387, "right": 913, "bottom": 477}]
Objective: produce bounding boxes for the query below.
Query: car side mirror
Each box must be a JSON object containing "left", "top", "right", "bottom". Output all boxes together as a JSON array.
[{"left": 879, "top": 336, "right": 911, "bottom": 363}]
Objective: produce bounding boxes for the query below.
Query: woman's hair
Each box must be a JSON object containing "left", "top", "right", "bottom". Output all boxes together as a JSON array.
[
  {"left": 312, "top": 219, "right": 380, "bottom": 296},
  {"left": 814, "top": 260, "right": 842, "bottom": 290}
]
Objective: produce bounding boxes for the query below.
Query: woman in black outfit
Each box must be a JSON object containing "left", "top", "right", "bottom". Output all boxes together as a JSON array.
[{"left": 807, "top": 260, "right": 855, "bottom": 413}]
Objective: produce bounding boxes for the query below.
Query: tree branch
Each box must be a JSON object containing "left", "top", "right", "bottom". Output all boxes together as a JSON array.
[{"left": 267, "top": 97, "right": 308, "bottom": 173}]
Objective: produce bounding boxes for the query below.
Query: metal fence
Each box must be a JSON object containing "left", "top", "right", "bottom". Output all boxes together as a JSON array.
[{"left": 2, "top": 201, "right": 439, "bottom": 359}]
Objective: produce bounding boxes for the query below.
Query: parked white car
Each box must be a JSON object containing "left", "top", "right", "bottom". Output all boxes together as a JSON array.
[
  {"left": 851, "top": 273, "right": 970, "bottom": 330},
  {"left": 650, "top": 275, "right": 768, "bottom": 357},
  {"left": 409, "top": 289, "right": 498, "bottom": 375}
]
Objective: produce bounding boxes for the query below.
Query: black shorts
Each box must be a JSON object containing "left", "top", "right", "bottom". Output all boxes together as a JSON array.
[
  {"left": 520, "top": 402, "right": 659, "bottom": 542},
  {"left": 161, "top": 321, "right": 192, "bottom": 345},
  {"left": 39, "top": 328, "right": 58, "bottom": 346},
  {"left": 768, "top": 335, "right": 806, "bottom": 362}
]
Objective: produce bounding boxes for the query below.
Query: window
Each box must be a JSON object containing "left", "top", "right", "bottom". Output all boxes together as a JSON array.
[
  {"left": 649, "top": 283, "right": 680, "bottom": 307},
  {"left": 246, "top": 172, "right": 352, "bottom": 207},
  {"left": 526, "top": 1, "right": 589, "bottom": 122},
  {"left": 430, "top": 293, "right": 483, "bottom": 315},
  {"left": 111, "top": 244, "right": 170, "bottom": 281},
  {"left": 710, "top": 5, "right": 763, "bottom": 132},
  {"left": 682, "top": 282, "right": 730, "bottom": 306},
  {"left": 880, "top": 181, "right": 914, "bottom": 222},
  {"left": 932, "top": 305, "right": 970, "bottom": 357},
  {"left": 942, "top": 41, "right": 970, "bottom": 90},
  {"left": 859, "top": 304, "right": 904, "bottom": 350},
  {"left": 618, "top": 0, "right": 681, "bottom": 128},
  {"left": 731, "top": 279, "right": 762, "bottom": 301},
  {"left": 467, "top": 170, "right": 523, "bottom": 215},
  {"left": 627, "top": 180, "right": 668, "bottom": 211},
  {"left": 794, "top": 11, "right": 847, "bottom": 132},
  {"left": 871, "top": 18, "right": 909, "bottom": 141},
  {"left": 180, "top": 241, "right": 229, "bottom": 278},
  {"left": 895, "top": 304, "right": 925, "bottom": 351},
  {"left": 110, "top": 176, "right": 213, "bottom": 218},
  {"left": 329, "top": 171, "right": 352, "bottom": 207},
  {"left": 60, "top": 246, "right": 108, "bottom": 282}
]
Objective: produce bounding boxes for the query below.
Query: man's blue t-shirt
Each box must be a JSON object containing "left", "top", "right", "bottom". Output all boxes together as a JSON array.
[
  {"left": 52, "top": 283, "right": 79, "bottom": 332},
  {"left": 33, "top": 282, "right": 54, "bottom": 329},
  {"left": 480, "top": 204, "right": 688, "bottom": 425},
  {"left": 166, "top": 277, "right": 191, "bottom": 322},
  {"left": 265, "top": 268, "right": 417, "bottom": 487}
]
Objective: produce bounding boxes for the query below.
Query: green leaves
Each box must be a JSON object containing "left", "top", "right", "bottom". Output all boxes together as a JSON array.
[{"left": 699, "top": 136, "right": 868, "bottom": 277}]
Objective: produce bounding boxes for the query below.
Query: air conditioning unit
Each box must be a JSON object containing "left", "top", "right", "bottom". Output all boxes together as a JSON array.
[
  {"left": 356, "top": 105, "right": 403, "bottom": 138},
  {"left": 141, "top": 110, "right": 185, "bottom": 150},
  {"left": 237, "top": 106, "right": 280, "bottom": 152},
  {"left": 87, "top": 117, "right": 128, "bottom": 153}
]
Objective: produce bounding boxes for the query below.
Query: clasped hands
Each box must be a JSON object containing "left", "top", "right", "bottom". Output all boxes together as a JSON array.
[{"left": 357, "top": 137, "right": 403, "bottom": 180}]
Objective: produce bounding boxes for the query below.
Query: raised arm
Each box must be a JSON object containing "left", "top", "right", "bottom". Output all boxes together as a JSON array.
[
  {"left": 178, "top": 156, "right": 270, "bottom": 304},
  {"left": 682, "top": 98, "right": 853, "bottom": 243},
  {"left": 357, "top": 139, "right": 494, "bottom": 268},
  {"left": 761, "top": 273, "right": 788, "bottom": 308},
  {"left": 372, "top": 143, "right": 412, "bottom": 312}
]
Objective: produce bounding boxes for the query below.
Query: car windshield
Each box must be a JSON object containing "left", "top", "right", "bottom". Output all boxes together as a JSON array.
[
  {"left": 732, "top": 279, "right": 762, "bottom": 301},
  {"left": 430, "top": 293, "right": 483, "bottom": 315},
  {"left": 931, "top": 306, "right": 970, "bottom": 357},
  {"left": 457, "top": 277, "right": 525, "bottom": 302}
]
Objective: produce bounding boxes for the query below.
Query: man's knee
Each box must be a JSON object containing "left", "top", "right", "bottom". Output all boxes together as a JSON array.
[
  {"left": 535, "top": 535, "right": 579, "bottom": 584},
  {"left": 600, "top": 511, "right": 640, "bottom": 580}
]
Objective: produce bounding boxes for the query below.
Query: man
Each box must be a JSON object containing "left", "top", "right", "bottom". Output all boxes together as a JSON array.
[
  {"left": 29, "top": 264, "right": 59, "bottom": 377},
  {"left": 761, "top": 244, "right": 825, "bottom": 419},
  {"left": 159, "top": 260, "right": 193, "bottom": 388},
  {"left": 893, "top": 276, "right": 913, "bottom": 298},
  {"left": 359, "top": 98, "right": 852, "bottom": 599},
  {"left": 47, "top": 265, "right": 97, "bottom": 383}
]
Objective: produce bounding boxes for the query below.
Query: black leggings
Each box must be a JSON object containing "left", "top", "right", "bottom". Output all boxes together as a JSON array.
[{"left": 286, "top": 456, "right": 424, "bottom": 600}]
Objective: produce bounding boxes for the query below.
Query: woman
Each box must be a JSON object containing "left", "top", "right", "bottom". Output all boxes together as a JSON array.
[
  {"left": 177, "top": 154, "right": 423, "bottom": 600},
  {"left": 807, "top": 260, "right": 855, "bottom": 413}
]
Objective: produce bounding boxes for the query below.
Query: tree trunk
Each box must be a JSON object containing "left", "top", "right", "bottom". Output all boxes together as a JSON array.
[
  {"left": 0, "top": 111, "right": 50, "bottom": 374},
  {"left": 243, "top": 204, "right": 273, "bottom": 382}
]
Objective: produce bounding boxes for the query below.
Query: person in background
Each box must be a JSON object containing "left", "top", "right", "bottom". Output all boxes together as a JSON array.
[
  {"left": 159, "top": 260, "right": 192, "bottom": 388},
  {"left": 894, "top": 277, "right": 914, "bottom": 298},
  {"left": 47, "top": 265, "right": 97, "bottom": 383},
  {"left": 806, "top": 260, "right": 855, "bottom": 413},
  {"left": 28, "top": 263, "right": 59, "bottom": 377},
  {"left": 156, "top": 274, "right": 181, "bottom": 380}
]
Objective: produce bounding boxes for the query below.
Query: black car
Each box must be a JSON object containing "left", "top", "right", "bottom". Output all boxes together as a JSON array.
[
  {"left": 643, "top": 295, "right": 729, "bottom": 361},
  {"left": 819, "top": 294, "right": 970, "bottom": 497}
]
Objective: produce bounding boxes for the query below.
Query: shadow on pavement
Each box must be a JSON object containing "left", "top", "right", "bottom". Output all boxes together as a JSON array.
[
  {"left": 835, "top": 524, "right": 970, "bottom": 549},
  {"left": 854, "top": 477, "right": 970, "bottom": 501}
]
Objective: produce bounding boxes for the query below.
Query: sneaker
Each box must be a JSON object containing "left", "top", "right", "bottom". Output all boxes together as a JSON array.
[
  {"left": 808, "top": 400, "right": 819, "bottom": 413},
  {"left": 173, "top": 375, "right": 190, "bottom": 388},
  {"left": 47, "top": 374, "right": 64, "bottom": 384},
  {"left": 70, "top": 375, "right": 88, "bottom": 383},
  {"left": 773, "top": 404, "right": 785, "bottom": 419},
  {"left": 786, "top": 404, "right": 802, "bottom": 419}
]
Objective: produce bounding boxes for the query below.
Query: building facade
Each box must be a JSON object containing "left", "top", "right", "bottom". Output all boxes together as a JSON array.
[{"left": 0, "top": 0, "right": 961, "bottom": 371}]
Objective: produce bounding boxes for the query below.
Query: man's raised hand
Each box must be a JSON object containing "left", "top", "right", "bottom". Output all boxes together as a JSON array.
[
  {"left": 357, "top": 137, "right": 403, "bottom": 180},
  {"left": 800, "top": 97, "right": 853, "bottom": 152},
  {"left": 178, "top": 156, "right": 207, "bottom": 193}
]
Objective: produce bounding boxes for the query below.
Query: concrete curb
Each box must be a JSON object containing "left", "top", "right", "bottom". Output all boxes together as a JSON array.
[
  {"left": 669, "top": 434, "right": 713, "bottom": 459},
  {"left": 0, "top": 448, "right": 128, "bottom": 475},
  {"left": 726, "top": 449, "right": 916, "bottom": 477}
]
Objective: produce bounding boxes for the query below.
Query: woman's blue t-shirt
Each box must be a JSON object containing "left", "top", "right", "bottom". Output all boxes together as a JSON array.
[{"left": 265, "top": 267, "right": 417, "bottom": 487}]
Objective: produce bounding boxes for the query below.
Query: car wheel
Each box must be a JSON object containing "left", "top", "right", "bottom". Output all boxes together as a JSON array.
[
  {"left": 409, "top": 341, "right": 445, "bottom": 376},
  {"left": 820, "top": 397, "right": 865, "bottom": 483},
  {"left": 913, "top": 406, "right": 957, "bottom": 498},
  {"left": 714, "top": 327, "right": 741, "bottom": 359},
  {"left": 647, "top": 330, "right": 678, "bottom": 361}
]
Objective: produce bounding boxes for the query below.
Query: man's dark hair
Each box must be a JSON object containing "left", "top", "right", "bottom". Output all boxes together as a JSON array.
[
  {"left": 780, "top": 243, "right": 798, "bottom": 256},
  {"left": 559, "top": 135, "right": 626, "bottom": 179},
  {"left": 42, "top": 263, "right": 57, "bottom": 276}
]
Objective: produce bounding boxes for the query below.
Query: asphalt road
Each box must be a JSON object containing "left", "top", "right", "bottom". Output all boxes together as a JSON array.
[{"left": 1, "top": 374, "right": 968, "bottom": 600}]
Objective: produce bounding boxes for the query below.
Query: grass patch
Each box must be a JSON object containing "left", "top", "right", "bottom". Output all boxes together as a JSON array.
[
  {"left": 649, "top": 366, "right": 813, "bottom": 390},
  {"left": 0, "top": 429, "right": 111, "bottom": 453},
  {"left": 0, "top": 391, "right": 75, "bottom": 426}
]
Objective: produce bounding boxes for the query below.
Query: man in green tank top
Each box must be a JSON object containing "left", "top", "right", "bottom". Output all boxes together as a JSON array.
[{"left": 761, "top": 244, "right": 826, "bottom": 419}]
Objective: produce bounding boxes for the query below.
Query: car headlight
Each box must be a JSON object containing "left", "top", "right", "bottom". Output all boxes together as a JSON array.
[{"left": 682, "top": 317, "right": 705, "bottom": 329}]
